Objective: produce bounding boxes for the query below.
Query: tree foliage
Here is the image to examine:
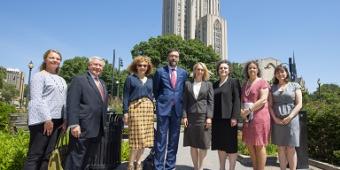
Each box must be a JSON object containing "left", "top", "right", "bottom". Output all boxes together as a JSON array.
[
  {"left": 131, "top": 35, "right": 220, "bottom": 80},
  {"left": 0, "top": 67, "right": 6, "bottom": 89},
  {"left": 59, "top": 56, "right": 128, "bottom": 96},
  {"left": 303, "top": 83, "right": 340, "bottom": 165}
]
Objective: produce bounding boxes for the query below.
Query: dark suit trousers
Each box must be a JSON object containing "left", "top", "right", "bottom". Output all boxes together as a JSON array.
[
  {"left": 64, "top": 133, "right": 101, "bottom": 170},
  {"left": 154, "top": 107, "right": 181, "bottom": 170},
  {"left": 23, "top": 119, "right": 63, "bottom": 170}
]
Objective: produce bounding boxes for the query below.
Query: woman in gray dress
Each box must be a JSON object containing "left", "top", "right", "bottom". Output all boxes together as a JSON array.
[
  {"left": 269, "top": 65, "right": 302, "bottom": 170},
  {"left": 182, "top": 62, "right": 214, "bottom": 170}
]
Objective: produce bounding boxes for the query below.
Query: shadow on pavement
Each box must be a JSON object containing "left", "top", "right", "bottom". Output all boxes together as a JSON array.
[{"left": 114, "top": 163, "right": 213, "bottom": 170}]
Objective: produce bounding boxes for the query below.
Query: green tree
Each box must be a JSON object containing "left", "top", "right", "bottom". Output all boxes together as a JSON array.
[
  {"left": 0, "top": 83, "right": 18, "bottom": 103},
  {"left": 59, "top": 56, "right": 125, "bottom": 96},
  {"left": 303, "top": 83, "right": 340, "bottom": 165},
  {"left": 59, "top": 57, "right": 88, "bottom": 83},
  {"left": 131, "top": 35, "right": 220, "bottom": 80},
  {"left": 0, "top": 67, "right": 6, "bottom": 89},
  {"left": 230, "top": 62, "right": 244, "bottom": 82}
]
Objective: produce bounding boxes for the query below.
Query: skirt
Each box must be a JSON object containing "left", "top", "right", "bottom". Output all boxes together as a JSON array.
[
  {"left": 211, "top": 119, "right": 238, "bottom": 153},
  {"left": 128, "top": 97, "right": 154, "bottom": 149},
  {"left": 183, "top": 112, "right": 211, "bottom": 149}
]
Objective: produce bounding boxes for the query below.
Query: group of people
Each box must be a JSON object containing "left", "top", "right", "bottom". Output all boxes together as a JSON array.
[{"left": 23, "top": 48, "right": 302, "bottom": 170}]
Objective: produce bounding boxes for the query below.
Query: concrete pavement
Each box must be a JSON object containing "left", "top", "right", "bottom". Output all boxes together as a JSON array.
[{"left": 116, "top": 132, "right": 320, "bottom": 170}]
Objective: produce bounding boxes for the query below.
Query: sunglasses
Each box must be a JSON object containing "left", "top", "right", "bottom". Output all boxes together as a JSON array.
[{"left": 137, "top": 64, "right": 148, "bottom": 68}]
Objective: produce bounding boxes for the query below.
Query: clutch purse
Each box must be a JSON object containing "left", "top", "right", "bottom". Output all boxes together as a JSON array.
[{"left": 242, "top": 102, "right": 254, "bottom": 122}]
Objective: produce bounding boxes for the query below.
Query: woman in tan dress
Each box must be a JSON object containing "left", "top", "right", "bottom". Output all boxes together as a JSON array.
[{"left": 123, "top": 56, "right": 154, "bottom": 170}]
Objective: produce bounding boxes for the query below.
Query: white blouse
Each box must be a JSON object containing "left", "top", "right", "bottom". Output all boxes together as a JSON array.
[
  {"left": 193, "top": 81, "right": 202, "bottom": 99},
  {"left": 28, "top": 71, "right": 67, "bottom": 125}
]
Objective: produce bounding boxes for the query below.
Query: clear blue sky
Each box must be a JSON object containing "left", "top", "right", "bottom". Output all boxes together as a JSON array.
[{"left": 1, "top": 0, "right": 339, "bottom": 93}]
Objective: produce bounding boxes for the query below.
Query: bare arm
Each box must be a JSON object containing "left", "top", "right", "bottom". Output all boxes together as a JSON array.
[{"left": 282, "top": 88, "right": 303, "bottom": 124}]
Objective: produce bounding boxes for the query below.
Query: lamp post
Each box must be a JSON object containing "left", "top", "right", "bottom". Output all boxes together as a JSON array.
[
  {"left": 27, "top": 61, "right": 34, "bottom": 107},
  {"left": 317, "top": 78, "right": 321, "bottom": 99},
  {"left": 116, "top": 80, "right": 119, "bottom": 98}
]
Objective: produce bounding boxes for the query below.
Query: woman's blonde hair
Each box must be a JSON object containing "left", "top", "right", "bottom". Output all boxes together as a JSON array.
[
  {"left": 193, "top": 62, "right": 210, "bottom": 81},
  {"left": 128, "top": 55, "right": 153, "bottom": 75}
]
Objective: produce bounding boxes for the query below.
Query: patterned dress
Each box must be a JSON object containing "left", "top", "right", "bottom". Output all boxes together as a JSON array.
[
  {"left": 241, "top": 79, "right": 270, "bottom": 146},
  {"left": 271, "top": 82, "right": 301, "bottom": 147},
  {"left": 123, "top": 75, "right": 154, "bottom": 149}
]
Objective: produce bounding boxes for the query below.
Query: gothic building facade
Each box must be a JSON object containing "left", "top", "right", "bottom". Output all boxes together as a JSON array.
[{"left": 162, "top": 0, "right": 227, "bottom": 59}]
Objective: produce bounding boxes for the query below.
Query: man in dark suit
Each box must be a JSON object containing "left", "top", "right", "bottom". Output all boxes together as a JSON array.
[
  {"left": 65, "top": 56, "right": 108, "bottom": 170},
  {"left": 153, "top": 49, "right": 188, "bottom": 170}
]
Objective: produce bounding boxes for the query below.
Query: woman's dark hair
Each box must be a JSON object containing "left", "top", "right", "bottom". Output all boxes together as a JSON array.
[
  {"left": 273, "top": 64, "right": 290, "bottom": 84},
  {"left": 215, "top": 59, "right": 232, "bottom": 75},
  {"left": 243, "top": 60, "right": 261, "bottom": 80},
  {"left": 39, "top": 49, "right": 62, "bottom": 73}
]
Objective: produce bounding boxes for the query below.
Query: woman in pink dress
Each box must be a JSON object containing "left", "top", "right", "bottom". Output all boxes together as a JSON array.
[{"left": 240, "top": 61, "right": 270, "bottom": 170}]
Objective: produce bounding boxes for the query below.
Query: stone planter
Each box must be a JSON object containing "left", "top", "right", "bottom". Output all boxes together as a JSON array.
[{"left": 237, "top": 154, "right": 278, "bottom": 167}]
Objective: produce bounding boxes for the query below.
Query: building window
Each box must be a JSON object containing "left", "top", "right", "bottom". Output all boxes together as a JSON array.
[{"left": 214, "top": 19, "right": 222, "bottom": 55}]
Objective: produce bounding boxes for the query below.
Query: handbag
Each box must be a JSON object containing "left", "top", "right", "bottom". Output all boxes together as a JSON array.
[{"left": 48, "top": 128, "right": 69, "bottom": 170}]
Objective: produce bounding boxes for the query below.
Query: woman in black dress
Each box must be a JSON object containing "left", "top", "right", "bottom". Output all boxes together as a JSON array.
[{"left": 211, "top": 60, "right": 241, "bottom": 170}]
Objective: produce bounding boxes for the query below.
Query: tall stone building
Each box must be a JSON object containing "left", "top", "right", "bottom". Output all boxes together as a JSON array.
[
  {"left": 4, "top": 68, "right": 25, "bottom": 105},
  {"left": 162, "top": 0, "right": 228, "bottom": 59}
]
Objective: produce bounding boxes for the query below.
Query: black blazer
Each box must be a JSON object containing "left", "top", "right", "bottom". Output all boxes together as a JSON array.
[
  {"left": 67, "top": 71, "right": 108, "bottom": 138},
  {"left": 183, "top": 80, "right": 214, "bottom": 118},
  {"left": 213, "top": 78, "right": 241, "bottom": 119}
]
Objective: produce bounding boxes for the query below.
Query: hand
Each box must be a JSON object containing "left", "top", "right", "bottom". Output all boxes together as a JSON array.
[
  {"left": 71, "top": 125, "right": 81, "bottom": 138},
  {"left": 123, "top": 113, "right": 128, "bottom": 125},
  {"left": 230, "top": 118, "right": 237, "bottom": 127},
  {"left": 272, "top": 116, "right": 283, "bottom": 125},
  {"left": 60, "top": 120, "right": 67, "bottom": 133},
  {"left": 182, "top": 118, "right": 188, "bottom": 128},
  {"left": 282, "top": 115, "right": 293, "bottom": 125},
  {"left": 43, "top": 120, "right": 53, "bottom": 136},
  {"left": 240, "top": 109, "right": 250, "bottom": 120},
  {"left": 205, "top": 118, "right": 212, "bottom": 128}
]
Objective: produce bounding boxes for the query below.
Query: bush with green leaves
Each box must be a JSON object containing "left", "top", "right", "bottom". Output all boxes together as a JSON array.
[
  {"left": 0, "top": 131, "right": 29, "bottom": 169},
  {"left": 0, "top": 102, "right": 16, "bottom": 131},
  {"left": 303, "top": 84, "right": 340, "bottom": 166},
  {"left": 121, "top": 141, "right": 130, "bottom": 162}
]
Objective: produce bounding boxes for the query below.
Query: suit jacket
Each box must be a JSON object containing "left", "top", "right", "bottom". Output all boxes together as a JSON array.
[
  {"left": 213, "top": 78, "right": 241, "bottom": 119},
  {"left": 182, "top": 80, "right": 214, "bottom": 118},
  {"left": 67, "top": 71, "right": 108, "bottom": 138},
  {"left": 153, "top": 66, "right": 188, "bottom": 117}
]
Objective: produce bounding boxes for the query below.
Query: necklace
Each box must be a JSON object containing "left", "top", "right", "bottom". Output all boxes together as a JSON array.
[{"left": 245, "top": 78, "right": 257, "bottom": 97}]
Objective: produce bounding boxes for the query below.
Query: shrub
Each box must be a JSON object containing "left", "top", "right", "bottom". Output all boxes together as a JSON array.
[
  {"left": 0, "top": 102, "right": 16, "bottom": 131},
  {"left": 0, "top": 130, "right": 29, "bottom": 169},
  {"left": 304, "top": 100, "right": 340, "bottom": 166},
  {"left": 121, "top": 141, "right": 130, "bottom": 161},
  {"left": 237, "top": 131, "right": 277, "bottom": 156}
]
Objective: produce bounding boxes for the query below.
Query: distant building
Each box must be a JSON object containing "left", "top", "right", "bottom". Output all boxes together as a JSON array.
[
  {"left": 162, "top": 0, "right": 228, "bottom": 59},
  {"left": 256, "top": 58, "right": 282, "bottom": 82},
  {"left": 5, "top": 68, "right": 25, "bottom": 105},
  {"left": 243, "top": 57, "right": 305, "bottom": 90}
]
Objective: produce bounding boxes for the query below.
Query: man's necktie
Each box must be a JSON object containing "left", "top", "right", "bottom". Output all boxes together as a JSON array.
[
  {"left": 171, "top": 68, "right": 177, "bottom": 89},
  {"left": 95, "top": 77, "right": 105, "bottom": 101}
]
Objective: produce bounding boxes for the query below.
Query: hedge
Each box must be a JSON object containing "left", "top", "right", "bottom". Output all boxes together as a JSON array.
[
  {"left": 0, "top": 131, "right": 29, "bottom": 170},
  {"left": 305, "top": 102, "right": 340, "bottom": 166}
]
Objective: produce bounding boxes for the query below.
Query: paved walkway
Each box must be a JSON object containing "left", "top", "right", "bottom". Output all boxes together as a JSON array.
[{"left": 116, "top": 132, "right": 320, "bottom": 170}]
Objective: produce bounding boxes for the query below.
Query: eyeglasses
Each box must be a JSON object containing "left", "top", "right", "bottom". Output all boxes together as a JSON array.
[{"left": 137, "top": 64, "right": 148, "bottom": 68}]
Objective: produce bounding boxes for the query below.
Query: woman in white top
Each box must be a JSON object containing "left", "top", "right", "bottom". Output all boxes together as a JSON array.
[
  {"left": 24, "top": 49, "right": 67, "bottom": 170},
  {"left": 182, "top": 62, "right": 214, "bottom": 170}
]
